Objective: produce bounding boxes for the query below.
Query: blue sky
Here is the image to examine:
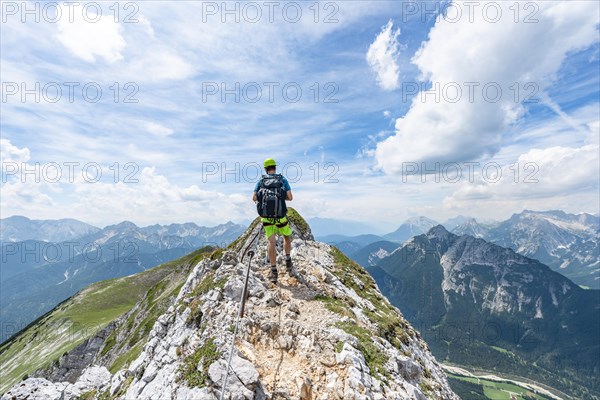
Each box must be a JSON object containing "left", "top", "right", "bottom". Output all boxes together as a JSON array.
[{"left": 1, "top": 1, "right": 599, "bottom": 231}]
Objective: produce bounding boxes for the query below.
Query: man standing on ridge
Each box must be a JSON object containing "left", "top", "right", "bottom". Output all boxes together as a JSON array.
[{"left": 253, "top": 158, "right": 294, "bottom": 284}]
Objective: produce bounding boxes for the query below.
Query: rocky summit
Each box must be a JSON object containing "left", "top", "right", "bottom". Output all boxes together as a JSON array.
[{"left": 1, "top": 210, "right": 457, "bottom": 399}]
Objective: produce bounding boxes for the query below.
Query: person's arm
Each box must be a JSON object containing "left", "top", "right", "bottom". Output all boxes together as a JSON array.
[
  {"left": 253, "top": 180, "right": 260, "bottom": 203},
  {"left": 283, "top": 177, "right": 292, "bottom": 201}
]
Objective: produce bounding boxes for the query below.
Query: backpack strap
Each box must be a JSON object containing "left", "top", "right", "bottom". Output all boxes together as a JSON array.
[
  {"left": 258, "top": 175, "right": 268, "bottom": 188},
  {"left": 261, "top": 218, "right": 288, "bottom": 227}
]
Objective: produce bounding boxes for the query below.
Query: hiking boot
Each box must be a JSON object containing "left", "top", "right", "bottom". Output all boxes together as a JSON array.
[
  {"left": 268, "top": 267, "right": 278, "bottom": 284},
  {"left": 285, "top": 258, "right": 296, "bottom": 277}
]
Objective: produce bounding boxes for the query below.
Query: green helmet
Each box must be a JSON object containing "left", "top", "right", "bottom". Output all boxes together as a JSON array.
[{"left": 263, "top": 158, "right": 277, "bottom": 168}]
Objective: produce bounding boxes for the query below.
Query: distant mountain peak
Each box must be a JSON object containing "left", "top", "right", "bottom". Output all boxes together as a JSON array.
[
  {"left": 115, "top": 220, "right": 138, "bottom": 228},
  {"left": 101, "top": 220, "right": 139, "bottom": 231},
  {"left": 427, "top": 224, "right": 452, "bottom": 240},
  {"left": 0, "top": 216, "right": 100, "bottom": 242},
  {"left": 406, "top": 215, "right": 438, "bottom": 224},
  {"left": 2, "top": 215, "right": 31, "bottom": 222},
  {"left": 383, "top": 216, "right": 440, "bottom": 243},
  {"left": 442, "top": 215, "right": 473, "bottom": 230}
]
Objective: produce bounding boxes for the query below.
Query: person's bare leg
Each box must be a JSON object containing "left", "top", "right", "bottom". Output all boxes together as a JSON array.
[
  {"left": 283, "top": 235, "right": 292, "bottom": 257},
  {"left": 284, "top": 235, "right": 295, "bottom": 276},
  {"left": 267, "top": 234, "right": 278, "bottom": 283},
  {"left": 268, "top": 235, "right": 277, "bottom": 266}
]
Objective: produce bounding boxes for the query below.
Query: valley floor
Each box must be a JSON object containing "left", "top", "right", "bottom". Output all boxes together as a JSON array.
[{"left": 443, "top": 364, "right": 571, "bottom": 400}]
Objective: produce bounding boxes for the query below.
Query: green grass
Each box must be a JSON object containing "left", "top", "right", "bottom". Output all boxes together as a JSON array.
[
  {"left": 0, "top": 246, "right": 215, "bottom": 394},
  {"left": 183, "top": 270, "right": 227, "bottom": 327},
  {"left": 109, "top": 341, "right": 143, "bottom": 374},
  {"left": 327, "top": 246, "right": 415, "bottom": 350},
  {"left": 80, "top": 390, "right": 97, "bottom": 400},
  {"left": 447, "top": 376, "right": 488, "bottom": 399},
  {"left": 187, "top": 298, "right": 204, "bottom": 327},
  {"left": 177, "top": 337, "right": 220, "bottom": 387},
  {"left": 286, "top": 207, "right": 311, "bottom": 239},
  {"left": 210, "top": 248, "right": 224, "bottom": 260},
  {"left": 227, "top": 217, "right": 261, "bottom": 252},
  {"left": 324, "top": 245, "right": 444, "bottom": 391},
  {"left": 100, "top": 331, "right": 117, "bottom": 357},
  {"left": 102, "top": 248, "right": 215, "bottom": 371},
  {"left": 190, "top": 271, "right": 227, "bottom": 298},
  {"left": 483, "top": 386, "right": 510, "bottom": 399},
  {"left": 319, "top": 246, "right": 409, "bottom": 379},
  {"left": 314, "top": 294, "right": 355, "bottom": 319},
  {"left": 420, "top": 380, "right": 434, "bottom": 397},
  {"left": 336, "top": 321, "right": 390, "bottom": 380},
  {"left": 329, "top": 246, "right": 387, "bottom": 306},
  {"left": 127, "top": 312, "right": 158, "bottom": 347}
]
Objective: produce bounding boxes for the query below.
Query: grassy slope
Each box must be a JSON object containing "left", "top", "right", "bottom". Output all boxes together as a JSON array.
[{"left": 0, "top": 246, "right": 214, "bottom": 394}]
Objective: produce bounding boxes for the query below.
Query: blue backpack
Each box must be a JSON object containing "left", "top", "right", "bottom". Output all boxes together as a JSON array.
[{"left": 256, "top": 174, "right": 287, "bottom": 219}]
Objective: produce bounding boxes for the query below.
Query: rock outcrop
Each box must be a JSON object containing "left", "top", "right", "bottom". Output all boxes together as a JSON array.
[{"left": 3, "top": 366, "right": 111, "bottom": 400}]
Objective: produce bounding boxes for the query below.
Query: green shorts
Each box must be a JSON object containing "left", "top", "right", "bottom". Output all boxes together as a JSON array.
[{"left": 261, "top": 216, "right": 293, "bottom": 238}]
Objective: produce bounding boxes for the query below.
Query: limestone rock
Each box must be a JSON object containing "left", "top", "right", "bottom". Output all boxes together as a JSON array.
[{"left": 1, "top": 378, "right": 67, "bottom": 400}]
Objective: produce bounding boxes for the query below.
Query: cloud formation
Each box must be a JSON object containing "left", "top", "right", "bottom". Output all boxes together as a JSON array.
[
  {"left": 56, "top": 4, "right": 126, "bottom": 63},
  {"left": 366, "top": 20, "right": 402, "bottom": 91},
  {"left": 374, "top": 1, "right": 599, "bottom": 173},
  {"left": 1, "top": 139, "right": 31, "bottom": 164}
]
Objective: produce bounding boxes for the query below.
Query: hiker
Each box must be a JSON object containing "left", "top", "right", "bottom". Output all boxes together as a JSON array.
[{"left": 253, "top": 158, "right": 294, "bottom": 284}]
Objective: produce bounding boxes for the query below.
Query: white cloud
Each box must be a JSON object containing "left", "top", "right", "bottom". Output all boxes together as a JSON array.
[
  {"left": 0, "top": 139, "right": 30, "bottom": 163},
  {"left": 143, "top": 121, "right": 174, "bottom": 138},
  {"left": 442, "top": 143, "right": 600, "bottom": 216},
  {"left": 374, "top": 1, "right": 599, "bottom": 173},
  {"left": 0, "top": 140, "right": 55, "bottom": 211},
  {"left": 439, "top": 106, "right": 600, "bottom": 218},
  {"left": 56, "top": 5, "right": 126, "bottom": 63},
  {"left": 69, "top": 167, "right": 252, "bottom": 226},
  {"left": 1, "top": 2, "right": 597, "bottom": 228},
  {"left": 1, "top": 180, "right": 55, "bottom": 208},
  {"left": 125, "top": 49, "right": 194, "bottom": 82},
  {"left": 0, "top": 161, "right": 250, "bottom": 226},
  {"left": 366, "top": 20, "right": 402, "bottom": 91},
  {"left": 495, "top": 103, "right": 600, "bottom": 162}
]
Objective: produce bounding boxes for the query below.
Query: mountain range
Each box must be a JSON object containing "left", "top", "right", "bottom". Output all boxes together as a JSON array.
[
  {"left": 369, "top": 225, "right": 600, "bottom": 398},
  {"left": 0, "top": 216, "right": 100, "bottom": 242},
  {"left": 0, "top": 209, "right": 458, "bottom": 399},
  {"left": 0, "top": 217, "right": 245, "bottom": 343},
  {"left": 322, "top": 210, "right": 600, "bottom": 289},
  {"left": 1, "top": 210, "right": 597, "bottom": 398},
  {"left": 454, "top": 210, "right": 600, "bottom": 289}
]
